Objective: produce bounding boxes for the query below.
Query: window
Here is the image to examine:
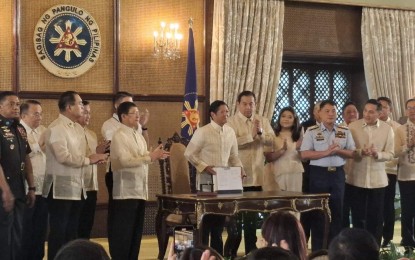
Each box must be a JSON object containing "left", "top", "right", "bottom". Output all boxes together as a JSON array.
[{"left": 272, "top": 63, "right": 352, "bottom": 125}]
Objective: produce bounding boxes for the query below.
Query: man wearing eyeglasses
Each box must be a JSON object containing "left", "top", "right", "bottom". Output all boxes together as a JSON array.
[
  {"left": 101, "top": 91, "right": 149, "bottom": 248},
  {"left": 108, "top": 101, "right": 168, "bottom": 260},
  {"left": 19, "top": 100, "right": 48, "bottom": 260}
]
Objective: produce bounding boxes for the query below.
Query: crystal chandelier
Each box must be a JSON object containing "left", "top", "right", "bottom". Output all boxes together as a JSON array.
[{"left": 153, "top": 22, "right": 183, "bottom": 60}]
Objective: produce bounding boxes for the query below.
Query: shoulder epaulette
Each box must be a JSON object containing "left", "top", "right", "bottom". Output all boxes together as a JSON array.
[
  {"left": 338, "top": 125, "right": 349, "bottom": 130},
  {"left": 308, "top": 125, "right": 319, "bottom": 130}
]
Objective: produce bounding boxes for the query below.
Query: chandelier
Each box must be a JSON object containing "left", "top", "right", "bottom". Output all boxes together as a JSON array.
[{"left": 153, "top": 21, "right": 183, "bottom": 60}]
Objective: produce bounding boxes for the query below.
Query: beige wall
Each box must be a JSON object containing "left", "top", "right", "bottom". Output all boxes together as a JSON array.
[
  {"left": 19, "top": 0, "right": 115, "bottom": 93},
  {"left": 0, "top": 0, "right": 14, "bottom": 89},
  {"left": 119, "top": 0, "right": 205, "bottom": 96}
]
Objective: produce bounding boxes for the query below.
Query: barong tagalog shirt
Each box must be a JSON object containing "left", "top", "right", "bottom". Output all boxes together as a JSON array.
[
  {"left": 347, "top": 119, "right": 394, "bottom": 188},
  {"left": 395, "top": 120, "right": 415, "bottom": 181},
  {"left": 383, "top": 117, "right": 401, "bottom": 175},
  {"left": 227, "top": 111, "right": 273, "bottom": 187},
  {"left": 42, "top": 114, "right": 89, "bottom": 200},
  {"left": 184, "top": 121, "right": 243, "bottom": 189},
  {"left": 101, "top": 113, "right": 142, "bottom": 141},
  {"left": 110, "top": 123, "right": 151, "bottom": 200},
  {"left": 101, "top": 113, "right": 142, "bottom": 172},
  {"left": 20, "top": 120, "right": 46, "bottom": 195},
  {"left": 82, "top": 127, "right": 98, "bottom": 192}
]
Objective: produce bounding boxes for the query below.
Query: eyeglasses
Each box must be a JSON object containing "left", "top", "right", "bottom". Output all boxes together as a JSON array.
[{"left": 127, "top": 111, "right": 140, "bottom": 116}]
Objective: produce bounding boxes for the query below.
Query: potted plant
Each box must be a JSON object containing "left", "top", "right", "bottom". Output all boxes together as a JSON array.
[{"left": 379, "top": 243, "right": 414, "bottom": 260}]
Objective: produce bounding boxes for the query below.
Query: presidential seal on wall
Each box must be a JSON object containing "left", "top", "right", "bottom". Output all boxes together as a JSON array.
[{"left": 33, "top": 5, "right": 101, "bottom": 78}]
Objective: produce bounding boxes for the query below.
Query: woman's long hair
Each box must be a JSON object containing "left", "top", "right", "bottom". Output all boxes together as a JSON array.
[
  {"left": 261, "top": 211, "right": 307, "bottom": 260},
  {"left": 273, "top": 107, "right": 301, "bottom": 142}
]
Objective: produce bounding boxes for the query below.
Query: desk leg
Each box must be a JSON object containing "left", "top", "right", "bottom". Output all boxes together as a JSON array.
[
  {"left": 156, "top": 205, "right": 168, "bottom": 260},
  {"left": 194, "top": 214, "right": 204, "bottom": 247},
  {"left": 322, "top": 199, "right": 331, "bottom": 249},
  {"left": 323, "top": 211, "right": 329, "bottom": 249}
]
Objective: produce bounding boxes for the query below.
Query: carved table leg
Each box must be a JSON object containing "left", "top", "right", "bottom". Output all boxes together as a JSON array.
[{"left": 156, "top": 202, "right": 168, "bottom": 260}]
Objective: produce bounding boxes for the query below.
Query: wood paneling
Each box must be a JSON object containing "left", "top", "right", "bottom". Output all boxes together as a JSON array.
[{"left": 284, "top": 2, "right": 362, "bottom": 58}]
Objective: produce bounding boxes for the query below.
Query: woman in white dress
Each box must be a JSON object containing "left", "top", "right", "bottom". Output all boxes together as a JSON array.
[{"left": 263, "top": 106, "right": 303, "bottom": 192}]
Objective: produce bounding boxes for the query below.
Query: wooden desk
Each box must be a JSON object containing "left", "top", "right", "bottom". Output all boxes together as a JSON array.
[{"left": 155, "top": 191, "right": 330, "bottom": 259}]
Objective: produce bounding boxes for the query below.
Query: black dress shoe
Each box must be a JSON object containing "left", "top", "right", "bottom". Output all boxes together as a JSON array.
[{"left": 381, "top": 240, "right": 390, "bottom": 248}]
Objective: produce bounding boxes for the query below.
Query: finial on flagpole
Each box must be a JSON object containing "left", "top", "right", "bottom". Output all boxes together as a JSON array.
[{"left": 188, "top": 18, "right": 193, "bottom": 29}]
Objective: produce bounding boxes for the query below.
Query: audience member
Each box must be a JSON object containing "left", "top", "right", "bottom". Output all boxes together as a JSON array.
[
  {"left": 348, "top": 99, "right": 394, "bottom": 245},
  {"left": 225, "top": 91, "right": 274, "bottom": 257},
  {"left": 377, "top": 96, "right": 401, "bottom": 247},
  {"left": 300, "top": 100, "right": 355, "bottom": 251},
  {"left": 184, "top": 100, "right": 243, "bottom": 255},
  {"left": 167, "top": 242, "right": 224, "bottom": 260},
  {"left": 0, "top": 91, "right": 35, "bottom": 260},
  {"left": 259, "top": 211, "right": 307, "bottom": 260},
  {"left": 328, "top": 228, "right": 379, "bottom": 260},
  {"left": 307, "top": 249, "right": 329, "bottom": 260},
  {"left": 78, "top": 101, "right": 110, "bottom": 239},
  {"left": 263, "top": 106, "right": 303, "bottom": 192},
  {"left": 54, "top": 239, "right": 110, "bottom": 260},
  {"left": 108, "top": 101, "right": 168, "bottom": 260},
  {"left": 246, "top": 247, "right": 299, "bottom": 260},
  {"left": 43, "top": 91, "right": 108, "bottom": 259},
  {"left": 20, "top": 100, "right": 48, "bottom": 260}
]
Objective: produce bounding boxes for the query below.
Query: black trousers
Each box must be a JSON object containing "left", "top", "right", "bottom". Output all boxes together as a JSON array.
[
  {"left": 109, "top": 199, "right": 146, "bottom": 260},
  {"left": 383, "top": 174, "right": 397, "bottom": 243},
  {"left": 224, "top": 186, "right": 262, "bottom": 257},
  {"left": 399, "top": 180, "right": 415, "bottom": 247},
  {"left": 201, "top": 214, "right": 226, "bottom": 256},
  {"left": 0, "top": 197, "right": 25, "bottom": 260},
  {"left": 342, "top": 183, "right": 352, "bottom": 228},
  {"left": 47, "top": 192, "right": 83, "bottom": 260},
  {"left": 349, "top": 185, "right": 385, "bottom": 246},
  {"left": 78, "top": 190, "right": 97, "bottom": 239},
  {"left": 309, "top": 166, "right": 345, "bottom": 251},
  {"left": 105, "top": 170, "right": 114, "bottom": 245},
  {"left": 20, "top": 195, "right": 48, "bottom": 260}
]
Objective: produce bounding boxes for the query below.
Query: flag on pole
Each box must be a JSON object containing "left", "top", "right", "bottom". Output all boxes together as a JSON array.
[{"left": 181, "top": 19, "right": 199, "bottom": 140}]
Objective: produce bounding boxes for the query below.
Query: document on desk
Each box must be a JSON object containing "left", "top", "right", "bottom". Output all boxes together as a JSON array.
[{"left": 212, "top": 167, "right": 243, "bottom": 194}]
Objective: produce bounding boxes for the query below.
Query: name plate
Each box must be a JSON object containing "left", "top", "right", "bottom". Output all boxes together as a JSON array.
[{"left": 212, "top": 167, "right": 243, "bottom": 194}]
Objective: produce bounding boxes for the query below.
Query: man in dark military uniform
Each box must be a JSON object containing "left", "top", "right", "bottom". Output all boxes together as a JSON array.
[
  {"left": 300, "top": 100, "right": 355, "bottom": 251},
  {"left": 0, "top": 91, "right": 35, "bottom": 260}
]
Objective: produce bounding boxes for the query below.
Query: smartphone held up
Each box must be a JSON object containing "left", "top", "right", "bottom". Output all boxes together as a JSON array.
[{"left": 174, "top": 225, "right": 194, "bottom": 257}]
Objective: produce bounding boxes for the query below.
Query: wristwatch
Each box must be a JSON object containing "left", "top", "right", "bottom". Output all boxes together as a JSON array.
[{"left": 28, "top": 186, "right": 36, "bottom": 192}]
